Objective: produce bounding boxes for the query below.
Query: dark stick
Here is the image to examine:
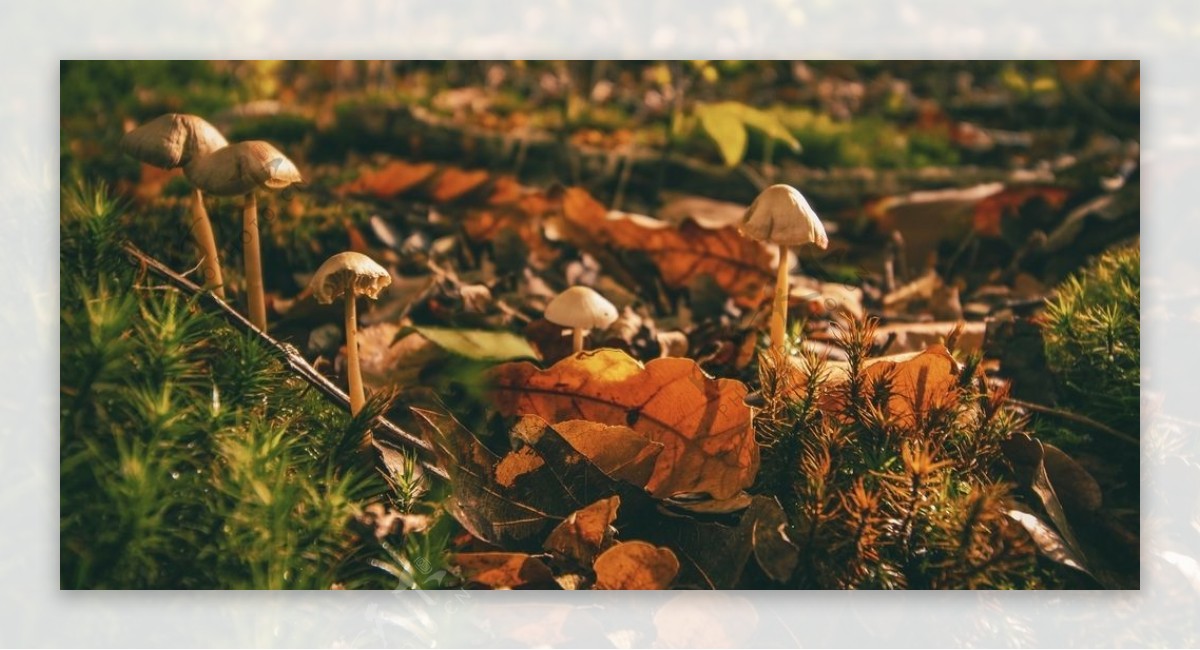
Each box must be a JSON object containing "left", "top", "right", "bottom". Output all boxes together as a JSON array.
[
  {"left": 123, "top": 242, "right": 448, "bottom": 480},
  {"left": 1007, "top": 396, "right": 1138, "bottom": 447}
]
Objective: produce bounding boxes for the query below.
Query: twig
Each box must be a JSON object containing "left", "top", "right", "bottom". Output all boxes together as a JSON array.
[
  {"left": 1006, "top": 396, "right": 1138, "bottom": 446},
  {"left": 122, "top": 243, "right": 448, "bottom": 480}
]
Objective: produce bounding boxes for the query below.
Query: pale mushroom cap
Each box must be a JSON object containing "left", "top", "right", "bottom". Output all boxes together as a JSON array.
[
  {"left": 739, "top": 184, "right": 829, "bottom": 249},
  {"left": 309, "top": 252, "right": 392, "bottom": 304},
  {"left": 544, "top": 286, "right": 618, "bottom": 330},
  {"left": 120, "top": 113, "right": 229, "bottom": 169},
  {"left": 184, "top": 141, "right": 303, "bottom": 196}
]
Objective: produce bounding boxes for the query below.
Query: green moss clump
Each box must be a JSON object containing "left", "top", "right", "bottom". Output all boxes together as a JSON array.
[
  {"left": 60, "top": 181, "right": 445, "bottom": 589},
  {"left": 1042, "top": 242, "right": 1139, "bottom": 437}
]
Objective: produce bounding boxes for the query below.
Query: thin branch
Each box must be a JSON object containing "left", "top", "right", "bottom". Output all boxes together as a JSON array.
[
  {"left": 1006, "top": 396, "right": 1138, "bottom": 446},
  {"left": 122, "top": 242, "right": 448, "bottom": 480}
]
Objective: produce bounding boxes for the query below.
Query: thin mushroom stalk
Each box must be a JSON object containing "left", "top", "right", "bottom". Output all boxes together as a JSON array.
[
  {"left": 185, "top": 140, "right": 302, "bottom": 333},
  {"left": 771, "top": 250, "right": 790, "bottom": 353},
  {"left": 189, "top": 187, "right": 226, "bottom": 298},
  {"left": 572, "top": 327, "right": 585, "bottom": 354},
  {"left": 309, "top": 252, "right": 393, "bottom": 418},
  {"left": 738, "top": 184, "right": 829, "bottom": 357},
  {"left": 344, "top": 289, "right": 364, "bottom": 414},
  {"left": 120, "top": 113, "right": 229, "bottom": 298},
  {"left": 242, "top": 192, "right": 266, "bottom": 330}
]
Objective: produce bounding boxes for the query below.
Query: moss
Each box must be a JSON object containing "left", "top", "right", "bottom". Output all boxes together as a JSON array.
[
  {"left": 60, "top": 182, "right": 446, "bottom": 589},
  {"left": 1042, "top": 242, "right": 1139, "bottom": 437}
]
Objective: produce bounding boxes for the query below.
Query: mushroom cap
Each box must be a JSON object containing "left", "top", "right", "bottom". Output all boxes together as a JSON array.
[
  {"left": 739, "top": 184, "right": 829, "bottom": 249},
  {"left": 309, "top": 252, "right": 392, "bottom": 304},
  {"left": 544, "top": 286, "right": 618, "bottom": 330},
  {"left": 184, "top": 141, "right": 303, "bottom": 196},
  {"left": 120, "top": 113, "right": 228, "bottom": 169}
]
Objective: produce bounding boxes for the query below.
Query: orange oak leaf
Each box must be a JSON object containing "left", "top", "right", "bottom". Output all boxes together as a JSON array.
[
  {"left": 562, "top": 188, "right": 772, "bottom": 306},
  {"left": 543, "top": 496, "right": 621, "bottom": 567},
  {"left": 337, "top": 160, "right": 437, "bottom": 199},
  {"left": 973, "top": 185, "right": 1070, "bottom": 237},
  {"left": 817, "top": 344, "right": 962, "bottom": 427},
  {"left": 512, "top": 417, "right": 665, "bottom": 489},
  {"left": 452, "top": 552, "right": 557, "bottom": 589},
  {"left": 429, "top": 167, "right": 491, "bottom": 203},
  {"left": 592, "top": 541, "right": 680, "bottom": 590},
  {"left": 488, "top": 349, "right": 758, "bottom": 500}
]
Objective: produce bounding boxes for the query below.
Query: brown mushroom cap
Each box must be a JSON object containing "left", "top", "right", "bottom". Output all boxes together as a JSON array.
[
  {"left": 739, "top": 184, "right": 829, "bottom": 249},
  {"left": 120, "top": 113, "right": 229, "bottom": 169},
  {"left": 184, "top": 141, "right": 303, "bottom": 197},
  {"left": 544, "top": 286, "right": 618, "bottom": 330},
  {"left": 309, "top": 252, "right": 392, "bottom": 305}
]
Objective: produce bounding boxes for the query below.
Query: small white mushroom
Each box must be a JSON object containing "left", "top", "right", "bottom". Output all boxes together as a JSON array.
[
  {"left": 739, "top": 184, "right": 828, "bottom": 354},
  {"left": 121, "top": 113, "right": 229, "bottom": 298},
  {"left": 309, "top": 252, "right": 393, "bottom": 416},
  {"left": 187, "top": 141, "right": 303, "bottom": 332},
  {"left": 544, "top": 286, "right": 618, "bottom": 354}
]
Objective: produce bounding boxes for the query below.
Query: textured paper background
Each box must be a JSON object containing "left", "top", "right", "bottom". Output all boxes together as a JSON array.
[{"left": 4, "top": 1, "right": 1196, "bottom": 646}]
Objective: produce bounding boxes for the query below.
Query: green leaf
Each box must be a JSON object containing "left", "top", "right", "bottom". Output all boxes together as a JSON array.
[
  {"left": 734, "top": 105, "right": 801, "bottom": 152},
  {"left": 696, "top": 102, "right": 748, "bottom": 167},
  {"left": 401, "top": 326, "right": 541, "bottom": 363}
]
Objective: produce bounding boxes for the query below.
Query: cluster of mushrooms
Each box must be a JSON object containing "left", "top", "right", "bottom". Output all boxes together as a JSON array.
[{"left": 121, "top": 113, "right": 827, "bottom": 418}]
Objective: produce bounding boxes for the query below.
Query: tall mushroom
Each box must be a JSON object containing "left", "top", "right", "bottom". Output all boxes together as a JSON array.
[
  {"left": 185, "top": 141, "right": 302, "bottom": 331},
  {"left": 739, "top": 184, "right": 828, "bottom": 355},
  {"left": 309, "top": 252, "right": 393, "bottom": 416},
  {"left": 544, "top": 286, "right": 618, "bottom": 354},
  {"left": 120, "top": 113, "right": 229, "bottom": 297}
]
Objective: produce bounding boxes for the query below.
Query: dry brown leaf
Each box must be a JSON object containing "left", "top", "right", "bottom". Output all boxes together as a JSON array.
[
  {"left": 489, "top": 349, "right": 757, "bottom": 500},
  {"left": 973, "top": 185, "right": 1070, "bottom": 237},
  {"left": 562, "top": 188, "right": 772, "bottom": 307},
  {"left": 495, "top": 447, "right": 546, "bottom": 488},
  {"left": 592, "top": 541, "right": 680, "bottom": 590},
  {"left": 814, "top": 345, "right": 961, "bottom": 426},
  {"left": 543, "top": 496, "right": 620, "bottom": 567},
  {"left": 430, "top": 167, "right": 491, "bottom": 203},
  {"left": 452, "top": 552, "right": 557, "bottom": 589},
  {"left": 545, "top": 420, "right": 664, "bottom": 488},
  {"left": 356, "top": 322, "right": 445, "bottom": 388},
  {"left": 338, "top": 160, "right": 437, "bottom": 199}
]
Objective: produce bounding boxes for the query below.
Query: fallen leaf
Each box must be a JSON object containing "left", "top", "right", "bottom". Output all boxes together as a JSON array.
[
  {"left": 1042, "top": 443, "right": 1103, "bottom": 512},
  {"left": 453, "top": 552, "right": 557, "bottom": 589},
  {"left": 402, "top": 325, "right": 540, "bottom": 363},
  {"left": 517, "top": 419, "right": 664, "bottom": 489},
  {"left": 1006, "top": 509, "right": 1091, "bottom": 575},
  {"left": 563, "top": 188, "right": 773, "bottom": 307},
  {"left": 430, "top": 167, "right": 491, "bottom": 203},
  {"left": 489, "top": 349, "right": 758, "bottom": 500},
  {"left": 593, "top": 541, "right": 680, "bottom": 590},
  {"left": 543, "top": 496, "right": 620, "bottom": 567},
  {"left": 338, "top": 160, "right": 437, "bottom": 199},
  {"left": 818, "top": 344, "right": 962, "bottom": 427},
  {"left": 875, "top": 321, "right": 986, "bottom": 355},
  {"left": 973, "top": 185, "right": 1070, "bottom": 237},
  {"left": 1000, "top": 433, "right": 1091, "bottom": 572},
  {"left": 658, "top": 195, "right": 747, "bottom": 230}
]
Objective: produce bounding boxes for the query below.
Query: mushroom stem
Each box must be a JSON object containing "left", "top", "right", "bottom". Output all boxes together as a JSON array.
[
  {"left": 242, "top": 192, "right": 267, "bottom": 331},
  {"left": 344, "top": 293, "right": 365, "bottom": 415},
  {"left": 189, "top": 187, "right": 225, "bottom": 299},
  {"left": 770, "top": 249, "right": 790, "bottom": 354},
  {"left": 572, "top": 327, "right": 584, "bottom": 354}
]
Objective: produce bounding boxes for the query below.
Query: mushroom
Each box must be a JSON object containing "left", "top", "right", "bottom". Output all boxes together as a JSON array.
[
  {"left": 309, "top": 252, "right": 393, "bottom": 416},
  {"left": 186, "top": 141, "right": 303, "bottom": 331},
  {"left": 739, "top": 184, "right": 828, "bottom": 355},
  {"left": 120, "top": 113, "right": 229, "bottom": 298},
  {"left": 544, "top": 286, "right": 618, "bottom": 354}
]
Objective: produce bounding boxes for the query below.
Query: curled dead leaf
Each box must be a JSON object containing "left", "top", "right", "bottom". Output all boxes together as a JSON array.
[
  {"left": 453, "top": 552, "right": 557, "bottom": 589},
  {"left": 593, "top": 541, "right": 680, "bottom": 590},
  {"left": 489, "top": 349, "right": 758, "bottom": 500},
  {"left": 563, "top": 188, "right": 772, "bottom": 307},
  {"left": 544, "top": 496, "right": 620, "bottom": 567}
]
